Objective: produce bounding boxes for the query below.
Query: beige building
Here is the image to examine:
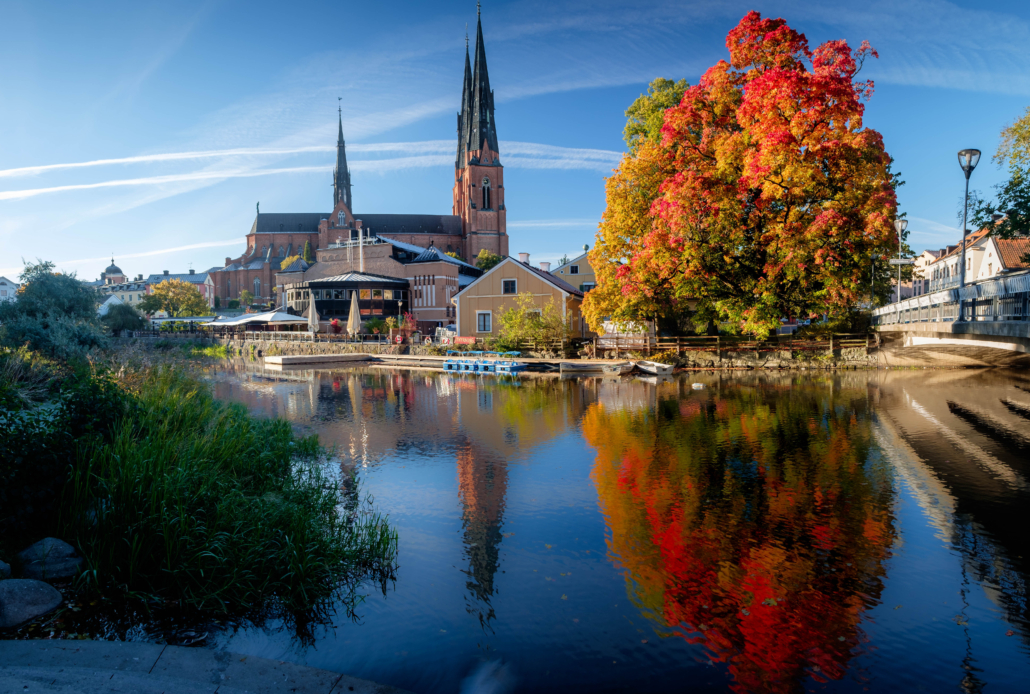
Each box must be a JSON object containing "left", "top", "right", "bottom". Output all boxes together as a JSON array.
[
  {"left": 452, "top": 253, "right": 586, "bottom": 338},
  {"left": 551, "top": 245, "right": 597, "bottom": 293}
]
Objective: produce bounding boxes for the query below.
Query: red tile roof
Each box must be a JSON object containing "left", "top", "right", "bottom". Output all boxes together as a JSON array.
[{"left": 996, "top": 237, "right": 1030, "bottom": 270}]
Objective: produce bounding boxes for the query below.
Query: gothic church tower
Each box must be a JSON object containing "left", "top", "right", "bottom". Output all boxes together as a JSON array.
[
  {"left": 334, "top": 109, "right": 352, "bottom": 212},
  {"left": 453, "top": 9, "right": 508, "bottom": 261}
]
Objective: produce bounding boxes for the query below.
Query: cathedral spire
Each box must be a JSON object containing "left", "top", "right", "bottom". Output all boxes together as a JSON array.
[
  {"left": 457, "top": 31, "right": 473, "bottom": 168},
  {"left": 469, "top": 9, "right": 498, "bottom": 155},
  {"left": 334, "top": 105, "right": 352, "bottom": 210}
]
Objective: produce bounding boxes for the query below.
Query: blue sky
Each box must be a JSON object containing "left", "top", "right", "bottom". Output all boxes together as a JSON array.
[{"left": 2, "top": 0, "right": 1029, "bottom": 281}]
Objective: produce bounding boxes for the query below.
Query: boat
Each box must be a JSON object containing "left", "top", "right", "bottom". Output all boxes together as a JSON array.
[
  {"left": 560, "top": 361, "right": 606, "bottom": 374},
  {"left": 600, "top": 361, "right": 635, "bottom": 375},
  {"left": 692, "top": 382, "right": 705, "bottom": 390},
  {"left": 443, "top": 358, "right": 526, "bottom": 374},
  {"left": 636, "top": 360, "right": 674, "bottom": 376}
]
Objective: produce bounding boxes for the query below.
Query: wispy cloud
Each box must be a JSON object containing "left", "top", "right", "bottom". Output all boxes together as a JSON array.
[
  {"left": 0, "top": 238, "right": 244, "bottom": 278},
  {"left": 0, "top": 167, "right": 328, "bottom": 201}
]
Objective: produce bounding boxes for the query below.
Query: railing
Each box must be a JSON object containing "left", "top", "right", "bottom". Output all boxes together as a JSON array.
[
  {"left": 928, "top": 277, "right": 961, "bottom": 292},
  {"left": 325, "top": 236, "right": 387, "bottom": 250},
  {"left": 872, "top": 273, "right": 1030, "bottom": 327},
  {"left": 594, "top": 333, "right": 874, "bottom": 357}
]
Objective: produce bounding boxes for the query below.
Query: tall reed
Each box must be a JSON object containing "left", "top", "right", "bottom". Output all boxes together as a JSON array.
[{"left": 62, "top": 366, "right": 397, "bottom": 618}]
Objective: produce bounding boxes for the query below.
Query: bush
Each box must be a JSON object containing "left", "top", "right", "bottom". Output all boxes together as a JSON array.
[{"left": 102, "top": 303, "right": 147, "bottom": 336}]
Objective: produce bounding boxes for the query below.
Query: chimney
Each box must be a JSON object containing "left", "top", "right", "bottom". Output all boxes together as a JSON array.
[
  {"left": 225, "top": 257, "right": 232, "bottom": 266},
  {"left": 539, "top": 262, "right": 551, "bottom": 272},
  {"left": 189, "top": 269, "right": 195, "bottom": 275},
  {"left": 163, "top": 270, "right": 169, "bottom": 276},
  {"left": 518, "top": 252, "right": 530, "bottom": 264}
]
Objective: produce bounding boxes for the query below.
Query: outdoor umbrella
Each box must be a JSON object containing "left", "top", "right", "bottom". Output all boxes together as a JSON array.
[
  {"left": 346, "top": 290, "right": 361, "bottom": 338},
  {"left": 307, "top": 296, "right": 320, "bottom": 333}
]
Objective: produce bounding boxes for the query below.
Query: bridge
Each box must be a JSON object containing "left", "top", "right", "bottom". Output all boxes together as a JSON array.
[{"left": 872, "top": 272, "right": 1030, "bottom": 366}]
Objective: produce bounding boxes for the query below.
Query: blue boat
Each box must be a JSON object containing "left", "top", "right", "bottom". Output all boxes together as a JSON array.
[{"left": 442, "top": 358, "right": 526, "bottom": 374}]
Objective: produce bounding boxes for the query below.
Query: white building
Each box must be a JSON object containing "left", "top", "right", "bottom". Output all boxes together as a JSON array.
[{"left": 0, "top": 276, "right": 18, "bottom": 303}]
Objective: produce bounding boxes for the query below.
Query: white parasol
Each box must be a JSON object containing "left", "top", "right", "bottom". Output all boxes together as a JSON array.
[
  {"left": 346, "top": 290, "right": 361, "bottom": 337},
  {"left": 307, "top": 295, "right": 320, "bottom": 333}
]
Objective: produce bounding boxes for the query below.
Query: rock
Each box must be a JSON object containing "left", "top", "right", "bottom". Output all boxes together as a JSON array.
[
  {"left": 17, "top": 538, "right": 84, "bottom": 581},
  {"left": 0, "top": 560, "right": 10, "bottom": 579},
  {"left": 0, "top": 579, "right": 62, "bottom": 628}
]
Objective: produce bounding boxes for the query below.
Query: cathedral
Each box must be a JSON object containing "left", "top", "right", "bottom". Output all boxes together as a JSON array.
[{"left": 210, "top": 11, "right": 509, "bottom": 330}]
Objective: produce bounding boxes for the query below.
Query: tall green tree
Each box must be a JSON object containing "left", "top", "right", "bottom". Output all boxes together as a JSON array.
[
  {"left": 303, "top": 240, "right": 314, "bottom": 263},
  {"left": 0, "top": 260, "right": 108, "bottom": 361},
  {"left": 970, "top": 107, "right": 1030, "bottom": 252}
]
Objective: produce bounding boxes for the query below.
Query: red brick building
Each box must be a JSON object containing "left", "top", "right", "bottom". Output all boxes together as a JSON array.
[{"left": 210, "top": 10, "right": 508, "bottom": 313}]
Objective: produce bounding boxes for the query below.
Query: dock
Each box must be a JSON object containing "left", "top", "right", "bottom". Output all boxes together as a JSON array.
[{"left": 262, "top": 352, "right": 631, "bottom": 371}]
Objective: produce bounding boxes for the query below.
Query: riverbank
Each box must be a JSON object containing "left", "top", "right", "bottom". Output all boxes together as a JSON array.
[{"left": 0, "top": 640, "right": 412, "bottom": 693}]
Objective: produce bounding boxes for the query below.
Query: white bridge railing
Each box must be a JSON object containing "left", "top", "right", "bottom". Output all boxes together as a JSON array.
[{"left": 872, "top": 273, "right": 1030, "bottom": 326}]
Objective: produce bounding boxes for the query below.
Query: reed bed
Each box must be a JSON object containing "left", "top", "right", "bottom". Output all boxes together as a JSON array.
[{"left": 61, "top": 366, "right": 397, "bottom": 618}]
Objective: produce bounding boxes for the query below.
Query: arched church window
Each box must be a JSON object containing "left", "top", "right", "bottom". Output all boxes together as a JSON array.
[
  {"left": 253, "top": 278, "right": 261, "bottom": 298},
  {"left": 278, "top": 246, "right": 285, "bottom": 257},
  {"left": 338, "top": 211, "right": 346, "bottom": 226},
  {"left": 482, "top": 177, "right": 491, "bottom": 210}
]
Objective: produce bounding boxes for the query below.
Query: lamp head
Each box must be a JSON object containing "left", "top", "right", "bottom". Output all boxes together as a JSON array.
[
  {"left": 958, "top": 148, "right": 981, "bottom": 176},
  {"left": 894, "top": 218, "right": 908, "bottom": 234}
]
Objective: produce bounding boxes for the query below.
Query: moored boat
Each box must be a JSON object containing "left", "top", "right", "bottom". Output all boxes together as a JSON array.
[
  {"left": 444, "top": 358, "right": 526, "bottom": 374},
  {"left": 600, "top": 361, "right": 635, "bottom": 375},
  {"left": 636, "top": 360, "right": 674, "bottom": 376}
]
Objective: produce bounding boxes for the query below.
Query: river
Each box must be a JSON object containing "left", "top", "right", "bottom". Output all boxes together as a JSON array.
[{"left": 204, "top": 363, "right": 1030, "bottom": 694}]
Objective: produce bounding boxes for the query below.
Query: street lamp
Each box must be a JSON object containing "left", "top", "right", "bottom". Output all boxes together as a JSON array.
[
  {"left": 893, "top": 218, "right": 908, "bottom": 303},
  {"left": 958, "top": 148, "right": 981, "bottom": 320}
]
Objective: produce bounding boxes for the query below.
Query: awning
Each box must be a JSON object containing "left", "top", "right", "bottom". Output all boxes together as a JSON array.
[{"left": 206, "top": 311, "right": 309, "bottom": 326}]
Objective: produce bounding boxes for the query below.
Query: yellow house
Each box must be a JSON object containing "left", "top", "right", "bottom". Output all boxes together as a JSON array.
[
  {"left": 453, "top": 253, "right": 587, "bottom": 338},
  {"left": 552, "top": 246, "right": 597, "bottom": 293}
]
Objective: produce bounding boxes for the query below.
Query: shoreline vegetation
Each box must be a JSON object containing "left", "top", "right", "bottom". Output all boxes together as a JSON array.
[{"left": 1, "top": 337, "right": 398, "bottom": 637}]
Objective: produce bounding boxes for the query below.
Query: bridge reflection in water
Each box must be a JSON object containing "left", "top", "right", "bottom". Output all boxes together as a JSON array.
[{"left": 206, "top": 362, "right": 1030, "bottom": 694}]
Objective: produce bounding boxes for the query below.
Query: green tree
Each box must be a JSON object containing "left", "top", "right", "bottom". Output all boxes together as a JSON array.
[
  {"left": 497, "top": 292, "right": 572, "bottom": 347},
  {"left": 303, "top": 241, "right": 314, "bottom": 263},
  {"left": 623, "top": 77, "right": 689, "bottom": 153},
  {"left": 147, "top": 279, "right": 212, "bottom": 317},
  {"left": 213, "top": 295, "right": 221, "bottom": 309},
  {"left": 102, "top": 303, "right": 147, "bottom": 336},
  {"left": 239, "top": 289, "right": 254, "bottom": 307},
  {"left": 0, "top": 260, "right": 108, "bottom": 361},
  {"left": 969, "top": 108, "right": 1030, "bottom": 251},
  {"left": 475, "top": 249, "right": 503, "bottom": 272},
  {"left": 557, "top": 254, "right": 571, "bottom": 268}
]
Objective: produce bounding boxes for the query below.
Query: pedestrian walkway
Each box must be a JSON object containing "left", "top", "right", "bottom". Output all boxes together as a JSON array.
[{"left": 0, "top": 640, "right": 411, "bottom": 694}]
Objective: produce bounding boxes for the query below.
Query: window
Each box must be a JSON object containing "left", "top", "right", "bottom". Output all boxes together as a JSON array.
[
  {"left": 476, "top": 311, "right": 492, "bottom": 333},
  {"left": 482, "top": 178, "right": 491, "bottom": 209},
  {"left": 333, "top": 289, "right": 344, "bottom": 300},
  {"left": 502, "top": 279, "right": 517, "bottom": 295},
  {"left": 580, "top": 282, "right": 596, "bottom": 292},
  {"left": 360, "top": 289, "right": 370, "bottom": 300},
  {"left": 372, "top": 289, "right": 383, "bottom": 299},
  {"left": 253, "top": 278, "right": 261, "bottom": 297},
  {"left": 570, "top": 265, "right": 579, "bottom": 275},
  {"left": 338, "top": 211, "right": 346, "bottom": 225}
]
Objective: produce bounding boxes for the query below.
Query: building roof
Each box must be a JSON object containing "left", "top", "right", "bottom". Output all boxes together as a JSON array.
[
  {"left": 104, "top": 258, "right": 124, "bottom": 275},
  {"left": 996, "top": 237, "right": 1030, "bottom": 270},
  {"left": 379, "top": 236, "right": 479, "bottom": 271},
  {"left": 356, "top": 214, "right": 462, "bottom": 235},
  {"left": 454, "top": 257, "right": 584, "bottom": 300},
  {"left": 0, "top": 276, "right": 18, "bottom": 286},
  {"left": 935, "top": 228, "right": 991, "bottom": 262},
  {"left": 146, "top": 272, "right": 209, "bottom": 284},
  {"left": 553, "top": 251, "right": 590, "bottom": 274},
  {"left": 249, "top": 212, "right": 328, "bottom": 235},
  {"left": 279, "top": 258, "right": 311, "bottom": 273},
  {"left": 306, "top": 271, "right": 410, "bottom": 286}
]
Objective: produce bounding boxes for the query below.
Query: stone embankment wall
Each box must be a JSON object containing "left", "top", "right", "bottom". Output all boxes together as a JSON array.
[
  {"left": 213, "top": 338, "right": 442, "bottom": 359},
  {"left": 600, "top": 347, "right": 877, "bottom": 369}
]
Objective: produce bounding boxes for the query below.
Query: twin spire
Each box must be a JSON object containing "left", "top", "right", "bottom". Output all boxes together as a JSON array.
[
  {"left": 456, "top": 8, "right": 497, "bottom": 168},
  {"left": 334, "top": 106, "right": 352, "bottom": 210}
]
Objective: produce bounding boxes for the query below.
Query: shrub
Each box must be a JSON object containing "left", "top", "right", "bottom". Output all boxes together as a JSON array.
[{"left": 102, "top": 303, "right": 147, "bottom": 336}]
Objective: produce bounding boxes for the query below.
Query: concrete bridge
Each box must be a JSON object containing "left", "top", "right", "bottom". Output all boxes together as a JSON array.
[{"left": 873, "top": 273, "right": 1030, "bottom": 366}]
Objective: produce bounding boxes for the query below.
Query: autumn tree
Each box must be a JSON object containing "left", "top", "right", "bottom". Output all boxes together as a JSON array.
[
  {"left": 475, "top": 249, "right": 502, "bottom": 272},
  {"left": 623, "top": 78, "right": 689, "bottom": 153},
  {"left": 586, "top": 12, "right": 898, "bottom": 336},
  {"left": 496, "top": 292, "right": 572, "bottom": 347},
  {"left": 142, "top": 279, "right": 212, "bottom": 317}
]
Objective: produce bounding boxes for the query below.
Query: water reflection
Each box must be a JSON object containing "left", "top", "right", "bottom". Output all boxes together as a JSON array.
[
  {"left": 583, "top": 378, "right": 896, "bottom": 693},
  {"left": 204, "top": 362, "right": 1030, "bottom": 694}
]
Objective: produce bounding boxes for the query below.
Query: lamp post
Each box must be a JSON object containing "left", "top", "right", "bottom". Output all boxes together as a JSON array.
[
  {"left": 958, "top": 148, "right": 981, "bottom": 320},
  {"left": 893, "top": 219, "right": 908, "bottom": 303}
]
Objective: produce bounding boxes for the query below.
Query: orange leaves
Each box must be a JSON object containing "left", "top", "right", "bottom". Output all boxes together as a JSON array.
[{"left": 597, "top": 11, "right": 897, "bottom": 335}]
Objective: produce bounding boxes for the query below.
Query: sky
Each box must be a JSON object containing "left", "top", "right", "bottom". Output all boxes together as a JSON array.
[{"left": 1, "top": 0, "right": 1029, "bottom": 282}]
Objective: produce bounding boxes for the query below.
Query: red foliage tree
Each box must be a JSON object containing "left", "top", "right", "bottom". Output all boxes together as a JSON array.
[{"left": 593, "top": 12, "right": 898, "bottom": 335}]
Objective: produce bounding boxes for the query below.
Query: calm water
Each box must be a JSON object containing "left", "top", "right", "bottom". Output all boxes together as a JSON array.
[{"left": 205, "top": 364, "right": 1030, "bottom": 694}]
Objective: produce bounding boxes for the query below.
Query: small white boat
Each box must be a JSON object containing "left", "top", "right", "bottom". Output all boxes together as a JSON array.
[
  {"left": 601, "top": 361, "right": 635, "bottom": 376},
  {"left": 636, "top": 360, "right": 674, "bottom": 376},
  {"left": 560, "top": 361, "right": 605, "bottom": 374}
]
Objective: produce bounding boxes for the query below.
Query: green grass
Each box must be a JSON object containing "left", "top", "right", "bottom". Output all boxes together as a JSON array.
[
  {"left": 190, "top": 343, "right": 230, "bottom": 358},
  {"left": 61, "top": 366, "right": 397, "bottom": 619}
]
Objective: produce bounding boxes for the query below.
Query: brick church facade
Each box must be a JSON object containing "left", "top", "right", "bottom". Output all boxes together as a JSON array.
[{"left": 210, "top": 10, "right": 509, "bottom": 324}]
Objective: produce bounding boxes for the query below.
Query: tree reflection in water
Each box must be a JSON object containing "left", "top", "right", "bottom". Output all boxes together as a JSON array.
[{"left": 584, "top": 382, "right": 897, "bottom": 693}]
